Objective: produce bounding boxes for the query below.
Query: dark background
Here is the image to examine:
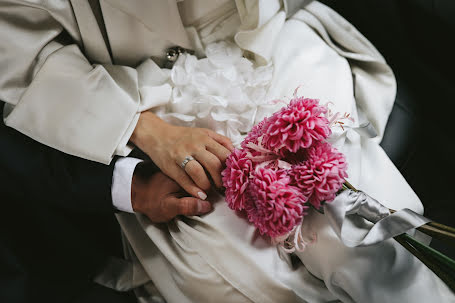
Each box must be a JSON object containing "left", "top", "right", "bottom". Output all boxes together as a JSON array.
[{"left": 321, "top": 0, "right": 455, "bottom": 257}]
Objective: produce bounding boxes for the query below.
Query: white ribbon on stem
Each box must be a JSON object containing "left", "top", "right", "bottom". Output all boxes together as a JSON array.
[{"left": 276, "top": 189, "right": 431, "bottom": 253}]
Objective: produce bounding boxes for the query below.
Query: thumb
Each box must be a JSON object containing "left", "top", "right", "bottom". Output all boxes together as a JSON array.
[{"left": 172, "top": 197, "right": 212, "bottom": 217}]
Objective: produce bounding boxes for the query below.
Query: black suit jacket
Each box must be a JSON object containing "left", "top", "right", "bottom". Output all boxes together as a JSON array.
[{"left": 0, "top": 102, "right": 140, "bottom": 302}]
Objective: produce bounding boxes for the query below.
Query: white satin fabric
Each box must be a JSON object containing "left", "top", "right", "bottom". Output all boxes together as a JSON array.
[{"left": 108, "top": 1, "right": 455, "bottom": 302}]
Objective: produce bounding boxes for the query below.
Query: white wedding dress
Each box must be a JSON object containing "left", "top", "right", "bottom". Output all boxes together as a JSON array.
[{"left": 102, "top": 1, "right": 454, "bottom": 302}]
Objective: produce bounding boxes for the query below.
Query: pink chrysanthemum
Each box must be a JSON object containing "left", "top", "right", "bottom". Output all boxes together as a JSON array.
[
  {"left": 222, "top": 149, "right": 254, "bottom": 210},
  {"left": 245, "top": 168, "right": 307, "bottom": 237},
  {"left": 241, "top": 118, "right": 269, "bottom": 148},
  {"left": 262, "top": 98, "right": 331, "bottom": 155},
  {"left": 290, "top": 142, "right": 348, "bottom": 209}
]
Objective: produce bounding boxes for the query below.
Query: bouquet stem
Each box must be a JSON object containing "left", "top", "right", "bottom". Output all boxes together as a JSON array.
[
  {"left": 343, "top": 181, "right": 455, "bottom": 290},
  {"left": 394, "top": 234, "right": 455, "bottom": 291},
  {"left": 343, "top": 181, "right": 455, "bottom": 243}
]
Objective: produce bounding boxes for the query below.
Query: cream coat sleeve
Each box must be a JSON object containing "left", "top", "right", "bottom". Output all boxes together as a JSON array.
[{"left": 0, "top": 1, "right": 171, "bottom": 164}]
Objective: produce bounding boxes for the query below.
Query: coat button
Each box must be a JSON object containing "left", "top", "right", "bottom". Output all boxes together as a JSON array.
[{"left": 166, "top": 48, "right": 179, "bottom": 62}]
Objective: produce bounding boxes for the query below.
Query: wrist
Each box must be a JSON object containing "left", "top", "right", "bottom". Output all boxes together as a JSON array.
[
  {"left": 130, "top": 112, "right": 179, "bottom": 156},
  {"left": 130, "top": 111, "right": 165, "bottom": 148},
  {"left": 130, "top": 111, "right": 151, "bottom": 147}
]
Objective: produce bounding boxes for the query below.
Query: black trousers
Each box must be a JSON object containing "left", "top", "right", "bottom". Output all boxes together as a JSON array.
[
  {"left": 0, "top": 193, "right": 136, "bottom": 303},
  {"left": 0, "top": 101, "right": 140, "bottom": 302}
]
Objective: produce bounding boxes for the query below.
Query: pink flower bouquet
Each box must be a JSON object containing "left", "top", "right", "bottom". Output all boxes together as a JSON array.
[
  {"left": 222, "top": 93, "right": 455, "bottom": 291},
  {"left": 222, "top": 96, "right": 347, "bottom": 238}
]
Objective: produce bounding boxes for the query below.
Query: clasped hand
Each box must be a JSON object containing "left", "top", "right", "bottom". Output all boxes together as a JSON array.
[
  {"left": 130, "top": 112, "right": 234, "bottom": 221},
  {"left": 131, "top": 170, "right": 212, "bottom": 222}
]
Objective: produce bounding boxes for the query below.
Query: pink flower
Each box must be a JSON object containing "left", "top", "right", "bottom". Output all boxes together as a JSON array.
[
  {"left": 241, "top": 118, "right": 269, "bottom": 148},
  {"left": 262, "top": 98, "right": 331, "bottom": 155},
  {"left": 290, "top": 142, "right": 348, "bottom": 209},
  {"left": 245, "top": 168, "right": 307, "bottom": 237},
  {"left": 222, "top": 149, "right": 254, "bottom": 210}
]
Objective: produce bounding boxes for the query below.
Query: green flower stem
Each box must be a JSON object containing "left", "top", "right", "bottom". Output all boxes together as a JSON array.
[
  {"left": 394, "top": 234, "right": 455, "bottom": 291},
  {"left": 342, "top": 180, "right": 455, "bottom": 290},
  {"left": 416, "top": 224, "right": 455, "bottom": 246},
  {"left": 401, "top": 233, "right": 455, "bottom": 272}
]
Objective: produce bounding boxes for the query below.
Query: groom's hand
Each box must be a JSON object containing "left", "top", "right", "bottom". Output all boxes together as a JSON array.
[{"left": 131, "top": 169, "right": 213, "bottom": 222}]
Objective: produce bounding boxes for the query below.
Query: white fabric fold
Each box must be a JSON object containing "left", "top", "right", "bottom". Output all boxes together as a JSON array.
[{"left": 235, "top": 0, "right": 285, "bottom": 65}]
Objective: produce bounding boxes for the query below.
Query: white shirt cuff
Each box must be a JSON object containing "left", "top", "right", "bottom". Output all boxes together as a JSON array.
[{"left": 112, "top": 157, "right": 143, "bottom": 213}]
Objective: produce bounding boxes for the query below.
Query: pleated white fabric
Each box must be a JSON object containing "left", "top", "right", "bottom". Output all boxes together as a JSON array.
[{"left": 109, "top": 1, "right": 455, "bottom": 302}]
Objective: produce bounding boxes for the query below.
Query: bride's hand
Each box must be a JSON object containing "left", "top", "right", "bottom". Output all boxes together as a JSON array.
[{"left": 130, "top": 111, "right": 234, "bottom": 199}]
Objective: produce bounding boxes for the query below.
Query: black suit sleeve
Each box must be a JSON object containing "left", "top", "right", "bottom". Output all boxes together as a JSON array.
[{"left": 0, "top": 102, "right": 119, "bottom": 214}]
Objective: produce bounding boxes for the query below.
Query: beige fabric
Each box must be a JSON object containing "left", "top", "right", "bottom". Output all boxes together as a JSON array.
[
  {"left": 100, "top": 0, "right": 192, "bottom": 67},
  {"left": 72, "top": 0, "right": 112, "bottom": 64},
  {"left": 0, "top": 0, "right": 191, "bottom": 164},
  {"left": 178, "top": 0, "right": 234, "bottom": 27}
]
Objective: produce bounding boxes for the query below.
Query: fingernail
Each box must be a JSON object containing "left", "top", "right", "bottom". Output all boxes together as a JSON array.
[
  {"left": 197, "top": 191, "right": 207, "bottom": 200},
  {"left": 197, "top": 200, "right": 212, "bottom": 213}
]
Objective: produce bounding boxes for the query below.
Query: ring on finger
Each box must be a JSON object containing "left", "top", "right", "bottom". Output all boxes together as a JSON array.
[{"left": 180, "top": 155, "right": 195, "bottom": 169}]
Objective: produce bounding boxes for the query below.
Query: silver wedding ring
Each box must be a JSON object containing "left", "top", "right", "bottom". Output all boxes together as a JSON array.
[{"left": 180, "top": 155, "right": 195, "bottom": 169}]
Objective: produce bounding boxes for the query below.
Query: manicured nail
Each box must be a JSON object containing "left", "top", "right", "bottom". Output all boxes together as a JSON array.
[
  {"left": 197, "top": 191, "right": 207, "bottom": 200},
  {"left": 197, "top": 200, "right": 212, "bottom": 213}
]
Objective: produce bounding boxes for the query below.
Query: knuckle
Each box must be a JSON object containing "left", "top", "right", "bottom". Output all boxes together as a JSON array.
[
  {"left": 169, "top": 148, "right": 180, "bottom": 161},
  {"left": 178, "top": 200, "right": 188, "bottom": 214},
  {"left": 210, "top": 158, "right": 222, "bottom": 171},
  {"left": 193, "top": 129, "right": 205, "bottom": 138},
  {"left": 189, "top": 201, "right": 198, "bottom": 214},
  {"left": 180, "top": 199, "right": 197, "bottom": 215},
  {"left": 218, "top": 152, "right": 229, "bottom": 162},
  {"left": 193, "top": 144, "right": 205, "bottom": 153},
  {"left": 202, "top": 134, "right": 213, "bottom": 143},
  {"left": 182, "top": 142, "right": 193, "bottom": 152}
]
